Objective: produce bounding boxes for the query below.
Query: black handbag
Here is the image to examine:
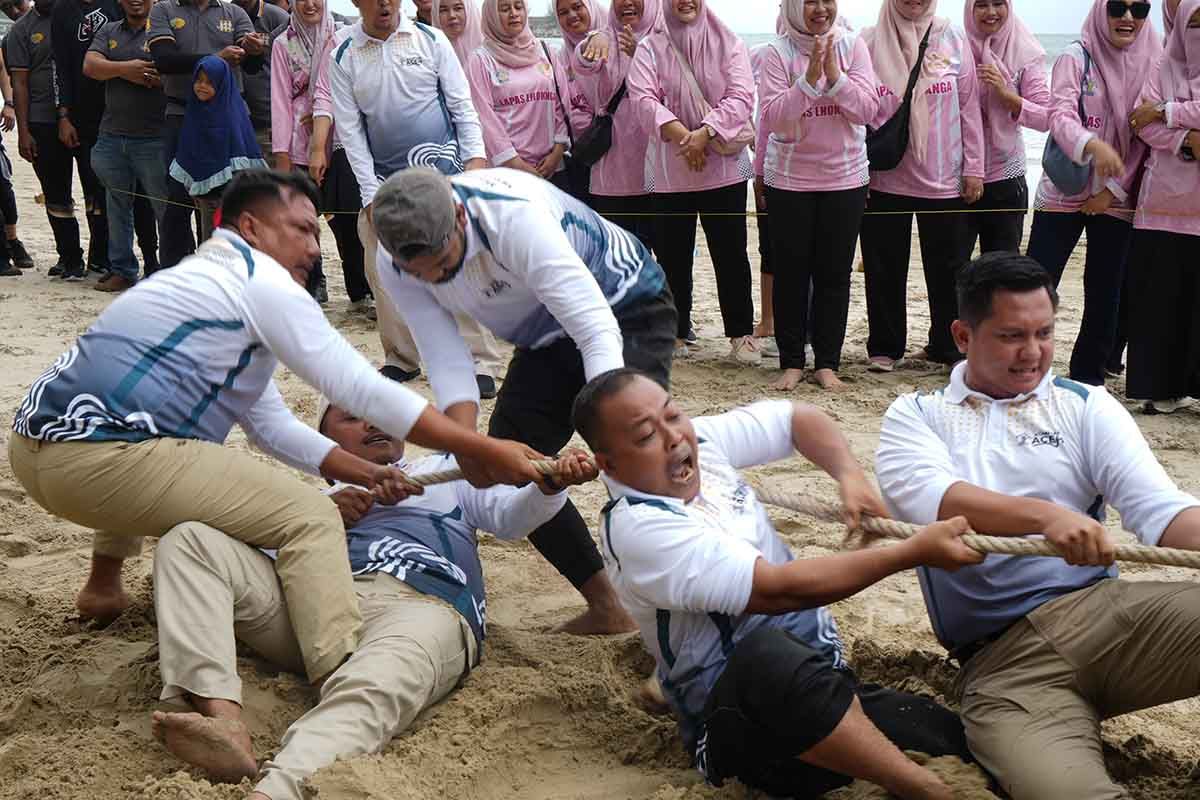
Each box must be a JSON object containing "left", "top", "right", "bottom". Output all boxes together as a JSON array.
[
  {"left": 572, "top": 81, "right": 628, "bottom": 167},
  {"left": 866, "top": 23, "right": 933, "bottom": 172},
  {"left": 1041, "top": 43, "right": 1094, "bottom": 195},
  {"left": 542, "top": 41, "right": 592, "bottom": 199}
]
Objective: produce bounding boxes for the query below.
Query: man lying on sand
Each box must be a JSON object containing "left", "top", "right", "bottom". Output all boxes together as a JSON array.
[
  {"left": 149, "top": 399, "right": 596, "bottom": 800},
  {"left": 7, "top": 168, "right": 544, "bottom": 686},
  {"left": 877, "top": 252, "right": 1200, "bottom": 799},
  {"left": 571, "top": 369, "right": 983, "bottom": 800}
]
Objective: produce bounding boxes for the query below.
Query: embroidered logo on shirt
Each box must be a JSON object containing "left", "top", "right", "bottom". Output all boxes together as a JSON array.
[
  {"left": 78, "top": 8, "right": 109, "bottom": 41},
  {"left": 1016, "top": 431, "right": 1063, "bottom": 448},
  {"left": 399, "top": 55, "right": 422, "bottom": 66},
  {"left": 31, "top": 31, "right": 44, "bottom": 43},
  {"left": 171, "top": 17, "right": 186, "bottom": 29},
  {"left": 108, "top": 38, "right": 118, "bottom": 49},
  {"left": 217, "top": 18, "right": 233, "bottom": 32}
]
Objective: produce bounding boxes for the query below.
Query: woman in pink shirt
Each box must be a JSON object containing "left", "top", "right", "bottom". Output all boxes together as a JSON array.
[
  {"left": 759, "top": 0, "right": 879, "bottom": 390},
  {"left": 1127, "top": 0, "right": 1200, "bottom": 413},
  {"left": 1025, "top": 0, "right": 1159, "bottom": 386},
  {"left": 434, "top": 0, "right": 484, "bottom": 65},
  {"left": 571, "top": 0, "right": 661, "bottom": 256},
  {"left": 628, "top": 0, "right": 759, "bottom": 364},
  {"left": 860, "top": 0, "right": 984, "bottom": 372},
  {"left": 963, "top": 0, "right": 1049, "bottom": 253},
  {"left": 467, "top": 0, "right": 571, "bottom": 187},
  {"left": 270, "top": 0, "right": 369, "bottom": 312},
  {"left": 551, "top": 0, "right": 601, "bottom": 200}
]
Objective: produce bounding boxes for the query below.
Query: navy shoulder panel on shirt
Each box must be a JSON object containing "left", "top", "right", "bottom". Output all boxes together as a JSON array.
[
  {"left": 626, "top": 496, "right": 687, "bottom": 516},
  {"left": 414, "top": 20, "right": 436, "bottom": 41},
  {"left": 225, "top": 235, "right": 256, "bottom": 277},
  {"left": 1053, "top": 376, "right": 1091, "bottom": 402},
  {"left": 334, "top": 35, "right": 353, "bottom": 64}
]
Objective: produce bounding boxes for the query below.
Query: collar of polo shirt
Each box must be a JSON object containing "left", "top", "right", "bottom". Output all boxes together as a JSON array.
[
  {"left": 943, "top": 361, "right": 1055, "bottom": 406},
  {"left": 352, "top": 10, "right": 413, "bottom": 43}
]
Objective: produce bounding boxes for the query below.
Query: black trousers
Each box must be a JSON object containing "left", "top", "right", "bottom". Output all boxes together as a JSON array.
[
  {"left": 1126, "top": 227, "right": 1200, "bottom": 401},
  {"left": 755, "top": 201, "right": 773, "bottom": 275},
  {"left": 965, "top": 175, "right": 1028, "bottom": 254},
  {"left": 1026, "top": 210, "right": 1132, "bottom": 385},
  {"left": 30, "top": 122, "right": 93, "bottom": 264},
  {"left": 860, "top": 190, "right": 972, "bottom": 363},
  {"left": 159, "top": 114, "right": 196, "bottom": 269},
  {"left": 654, "top": 181, "right": 755, "bottom": 340},
  {"left": 487, "top": 290, "right": 676, "bottom": 589},
  {"left": 592, "top": 192, "right": 657, "bottom": 255},
  {"left": 767, "top": 184, "right": 867, "bottom": 371},
  {"left": 701, "top": 628, "right": 972, "bottom": 798},
  {"left": 133, "top": 188, "right": 159, "bottom": 272},
  {"left": 0, "top": 146, "right": 18, "bottom": 228},
  {"left": 322, "top": 148, "right": 371, "bottom": 302}
]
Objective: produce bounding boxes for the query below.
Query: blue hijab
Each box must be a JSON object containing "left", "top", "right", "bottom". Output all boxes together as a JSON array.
[{"left": 169, "top": 55, "right": 267, "bottom": 196}]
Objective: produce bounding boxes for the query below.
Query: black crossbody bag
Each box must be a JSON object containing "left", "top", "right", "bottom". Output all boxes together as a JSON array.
[
  {"left": 542, "top": 41, "right": 593, "bottom": 198},
  {"left": 572, "top": 79, "right": 628, "bottom": 167},
  {"left": 866, "top": 23, "right": 933, "bottom": 172}
]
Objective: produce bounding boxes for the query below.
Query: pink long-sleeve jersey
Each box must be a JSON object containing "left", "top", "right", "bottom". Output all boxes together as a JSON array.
[
  {"left": 757, "top": 34, "right": 879, "bottom": 193},
  {"left": 271, "top": 30, "right": 338, "bottom": 166},
  {"left": 466, "top": 46, "right": 569, "bottom": 168},
  {"left": 866, "top": 24, "right": 985, "bottom": 200},
  {"left": 572, "top": 41, "right": 652, "bottom": 197},
  {"left": 1134, "top": 57, "right": 1200, "bottom": 237},
  {"left": 980, "top": 60, "right": 1050, "bottom": 182},
  {"left": 1034, "top": 43, "right": 1147, "bottom": 220}
]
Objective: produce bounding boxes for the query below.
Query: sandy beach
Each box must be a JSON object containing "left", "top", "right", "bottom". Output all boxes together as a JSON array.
[{"left": 1, "top": 134, "right": 1199, "bottom": 799}]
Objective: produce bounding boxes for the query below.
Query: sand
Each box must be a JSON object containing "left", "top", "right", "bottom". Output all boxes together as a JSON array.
[{"left": 2, "top": 136, "right": 1200, "bottom": 799}]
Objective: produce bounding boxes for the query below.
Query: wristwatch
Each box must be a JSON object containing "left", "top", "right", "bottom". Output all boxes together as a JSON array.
[
  {"left": 3, "top": 100, "right": 12, "bottom": 109},
  {"left": 56, "top": 106, "right": 70, "bottom": 120},
  {"left": 702, "top": 123, "right": 716, "bottom": 139}
]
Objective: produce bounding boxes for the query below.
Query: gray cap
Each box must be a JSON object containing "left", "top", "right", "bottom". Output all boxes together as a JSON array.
[{"left": 371, "top": 167, "right": 457, "bottom": 260}]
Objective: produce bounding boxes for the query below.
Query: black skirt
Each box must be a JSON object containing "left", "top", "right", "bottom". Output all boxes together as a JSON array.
[
  {"left": 1126, "top": 227, "right": 1200, "bottom": 401},
  {"left": 321, "top": 147, "right": 364, "bottom": 216}
]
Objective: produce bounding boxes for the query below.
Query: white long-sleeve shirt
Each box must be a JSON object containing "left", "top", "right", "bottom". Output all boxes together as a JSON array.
[
  {"left": 375, "top": 168, "right": 667, "bottom": 410},
  {"left": 877, "top": 362, "right": 1199, "bottom": 652},
  {"left": 324, "top": 17, "right": 486, "bottom": 207},
  {"left": 13, "top": 230, "right": 429, "bottom": 474}
]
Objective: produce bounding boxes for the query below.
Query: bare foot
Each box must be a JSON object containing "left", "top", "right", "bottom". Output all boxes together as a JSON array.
[
  {"left": 151, "top": 711, "right": 258, "bottom": 783},
  {"left": 813, "top": 369, "right": 844, "bottom": 391},
  {"left": 75, "top": 585, "right": 130, "bottom": 625},
  {"left": 555, "top": 604, "right": 638, "bottom": 635},
  {"left": 634, "top": 674, "right": 670, "bottom": 715},
  {"left": 771, "top": 368, "right": 804, "bottom": 391}
]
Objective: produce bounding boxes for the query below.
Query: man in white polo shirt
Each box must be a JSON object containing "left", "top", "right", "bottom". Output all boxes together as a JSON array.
[
  {"left": 876, "top": 251, "right": 1200, "bottom": 800},
  {"left": 571, "top": 368, "right": 984, "bottom": 800}
]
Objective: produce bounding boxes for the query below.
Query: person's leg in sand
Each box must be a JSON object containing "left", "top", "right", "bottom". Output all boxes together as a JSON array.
[{"left": 152, "top": 522, "right": 474, "bottom": 800}]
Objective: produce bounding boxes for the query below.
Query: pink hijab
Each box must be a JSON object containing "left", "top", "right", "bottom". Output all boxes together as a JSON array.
[
  {"left": 433, "top": 0, "right": 484, "bottom": 65},
  {"left": 963, "top": 0, "right": 1044, "bottom": 156},
  {"left": 1165, "top": 0, "right": 1182, "bottom": 35},
  {"left": 283, "top": 0, "right": 334, "bottom": 104},
  {"left": 1162, "top": 0, "right": 1200, "bottom": 101},
  {"left": 662, "top": 0, "right": 746, "bottom": 127},
  {"left": 609, "top": 0, "right": 662, "bottom": 40},
  {"left": 482, "top": 0, "right": 541, "bottom": 68},
  {"left": 1080, "top": 0, "right": 1162, "bottom": 157},
  {"left": 865, "top": 0, "right": 949, "bottom": 164},
  {"left": 556, "top": 0, "right": 606, "bottom": 49}
]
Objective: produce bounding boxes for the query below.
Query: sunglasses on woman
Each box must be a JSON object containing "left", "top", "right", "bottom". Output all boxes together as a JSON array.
[{"left": 1106, "top": 0, "right": 1151, "bottom": 19}]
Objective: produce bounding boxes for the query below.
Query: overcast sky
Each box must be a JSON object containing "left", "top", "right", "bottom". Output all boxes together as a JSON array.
[{"left": 327, "top": 0, "right": 1098, "bottom": 35}]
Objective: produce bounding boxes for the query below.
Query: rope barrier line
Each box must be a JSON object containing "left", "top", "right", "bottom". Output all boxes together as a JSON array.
[
  {"left": 395, "top": 457, "right": 1200, "bottom": 570},
  {"left": 104, "top": 185, "right": 1179, "bottom": 220}
]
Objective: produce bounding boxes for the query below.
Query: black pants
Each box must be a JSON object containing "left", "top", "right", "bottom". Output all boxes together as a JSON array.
[
  {"left": 133, "top": 188, "right": 160, "bottom": 272},
  {"left": 30, "top": 122, "right": 92, "bottom": 264},
  {"left": 861, "top": 190, "right": 972, "bottom": 363},
  {"left": 654, "top": 182, "right": 755, "bottom": 340},
  {"left": 755, "top": 199, "right": 773, "bottom": 275},
  {"left": 592, "top": 192, "right": 657, "bottom": 255},
  {"left": 767, "top": 185, "right": 867, "bottom": 371},
  {"left": 160, "top": 114, "right": 196, "bottom": 269},
  {"left": 322, "top": 148, "right": 370, "bottom": 302},
  {"left": 1126, "top": 228, "right": 1200, "bottom": 401},
  {"left": 965, "top": 176, "right": 1028, "bottom": 254},
  {"left": 0, "top": 146, "right": 18, "bottom": 228},
  {"left": 487, "top": 290, "right": 676, "bottom": 589},
  {"left": 1027, "top": 210, "right": 1132, "bottom": 385},
  {"left": 701, "top": 628, "right": 972, "bottom": 798}
]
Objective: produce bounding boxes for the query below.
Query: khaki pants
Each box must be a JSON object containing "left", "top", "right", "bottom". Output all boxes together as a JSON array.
[
  {"left": 357, "top": 208, "right": 503, "bottom": 377},
  {"left": 7, "top": 434, "right": 359, "bottom": 682},
  {"left": 955, "top": 578, "right": 1200, "bottom": 800},
  {"left": 153, "top": 522, "right": 474, "bottom": 800}
]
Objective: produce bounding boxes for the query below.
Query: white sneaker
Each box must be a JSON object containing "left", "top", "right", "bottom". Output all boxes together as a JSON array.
[
  {"left": 674, "top": 339, "right": 690, "bottom": 359},
  {"left": 1143, "top": 397, "right": 1197, "bottom": 415},
  {"left": 867, "top": 355, "right": 896, "bottom": 373},
  {"left": 731, "top": 336, "right": 762, "bottom": 365},
  {"left": 350, "top": 298, "right": 377, "bottom": 321},
  {"left": 760, "top": 336, "right": 779, "bottom": 358}
]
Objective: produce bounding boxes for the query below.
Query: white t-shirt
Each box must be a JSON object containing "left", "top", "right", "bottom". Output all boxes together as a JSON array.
[
  {"left": 601, "top": 400, "right": 844, "bottom": 750},
  {"left": 877, "top": 362, "right": 1199, "bottom": 652}
]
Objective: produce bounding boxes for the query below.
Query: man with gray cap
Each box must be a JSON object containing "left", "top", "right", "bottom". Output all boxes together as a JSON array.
[{"left": 371, "top": 165, "right": 677, "bottom": 635}]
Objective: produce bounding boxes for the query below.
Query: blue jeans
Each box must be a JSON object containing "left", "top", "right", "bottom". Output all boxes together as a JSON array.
[{"left": 90, "top": 133, "right": 168, "bottom": 281}]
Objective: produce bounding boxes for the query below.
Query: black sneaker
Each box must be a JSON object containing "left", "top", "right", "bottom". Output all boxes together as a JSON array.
[
  {"left": 0, "top": 261, "right": 20, "bottom": 277},
  {"left": 8, "top": 239, "right": 33, "bottom": 270},
  {"left": 685, "top": 327, "right": 698, "bottom": 345},
  {"left": 476, "top": 374, "right": 497, "bottom": 400},
  {"left": 48, "top": 260, "right": 65, "bottom": 277},
  {"left": 62, "top": 260, "right": 87, "bottom": 281},
  {"left": 380, "top": 364, "right": 421, "bottom": 383},
  {"left": 88, "top": 262, "right": 110, "bottom": 275}
]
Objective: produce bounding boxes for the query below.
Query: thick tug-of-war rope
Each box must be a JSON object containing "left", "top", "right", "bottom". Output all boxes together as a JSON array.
[{"left": 396, "top": 458, "right": 1200, "bottom": 570}]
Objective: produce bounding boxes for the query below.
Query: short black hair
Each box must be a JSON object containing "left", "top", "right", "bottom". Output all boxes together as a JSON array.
[
  {"left": 956, "top": 251, "right": 1059, "bottom": 327},
  {"left": 218, "top": 169, "right": 321, "bottom": 229},
  {"left": 572, "top": 367, "right": 650, "bottom": 452}
]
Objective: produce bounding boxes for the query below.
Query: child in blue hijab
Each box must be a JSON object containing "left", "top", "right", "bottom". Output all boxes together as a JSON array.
[{"left": 169, "top": 55, "right": 268, "bottom": 241}]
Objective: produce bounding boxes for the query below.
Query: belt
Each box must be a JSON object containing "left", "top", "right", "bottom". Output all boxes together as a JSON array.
[{"left": 950, "top": 621, "right": 1017, "bottom": 666}]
